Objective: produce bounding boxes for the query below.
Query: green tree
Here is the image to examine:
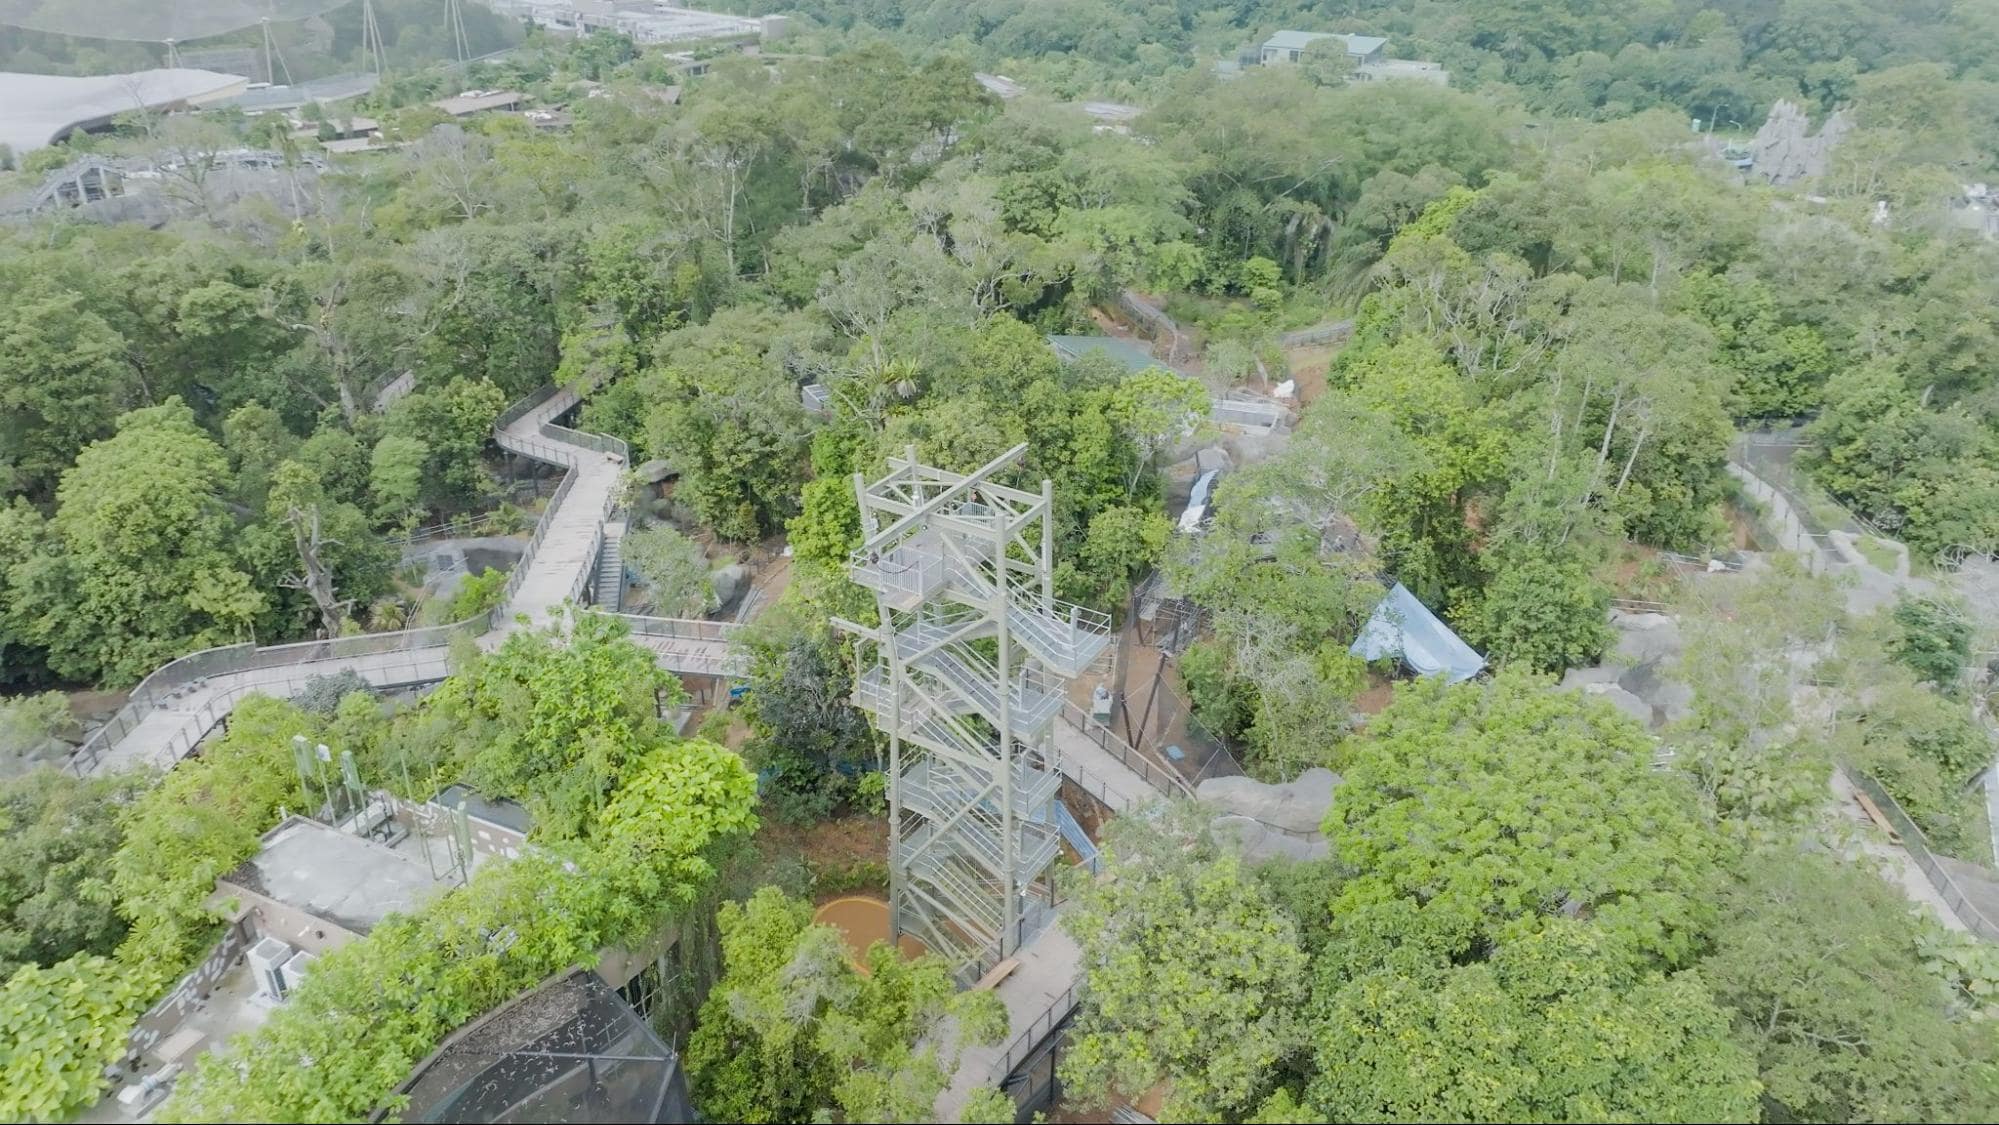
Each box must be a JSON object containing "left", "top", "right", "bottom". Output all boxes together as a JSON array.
[
  {"left": 436, "top": 611, "right": 684, "bottom": 840},
  {"left": 687, "top": 887, "right": 1005, "bottom": 1124},
  {"left": 1323, "top": 671, "right": 1722, "bottom": 973},
  {"left": 624, "top": 524, "right": 713, "bottom": 617},
  {"left": 0, "top": 770, "right": 146, "bottom": 976},
  {"left": 1070, "top": 504, "right": 1170, "bottom": 606},
  {"left": 1704, "top": 847, "right": 1999, "bottom": 1123},
  {"left": 1887, "top": 594, "right": 1974, "bottom": 690},
  {"left": 1061, "top": 806, "right": 1311, "bottom": 1120},
  {"left": 738, "top": 614, "right": 873, "bottom": 825},
  {"left": 0, "top": 693, "right": 78, "bottom": 774},
  {"left": 111, "top": 694, "right": 320, "bottom": 968},
  {"left": 368, "top": 432, "right": 429, "bottom": 527},
  {"left": 0, "top": 954, "right": 150, "bottom": 1123},
  {"left": 0, "top": 285, "right": 136, "bottom": 502},
  {"left": 19, "top": 399, "right": 262, "bottom": 684},
  {"left": 1466, "top": 543, "right": 1614, "bottom": 674},
  {"left": 380, "top": 376, "right": 506, "bottom": 512},
  {"left": 1305, "top": 920, "right": 1761, "bottom": 1122}
]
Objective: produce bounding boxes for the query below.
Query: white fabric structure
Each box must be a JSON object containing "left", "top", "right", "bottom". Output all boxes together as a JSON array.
[
  {"left": 1350, "top": 582, "right": 1485, "bottom": 683},
  {"left": 0, "top": 68, "right": 247, "bottom": 153}
]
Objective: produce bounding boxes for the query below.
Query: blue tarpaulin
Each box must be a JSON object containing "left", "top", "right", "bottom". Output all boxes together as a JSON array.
[{"left": 1349, "top": 583, "right": 1485, "bottom": 683}]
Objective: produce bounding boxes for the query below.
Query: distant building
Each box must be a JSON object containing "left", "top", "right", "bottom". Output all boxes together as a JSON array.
[
  {"left": 1259, "top": 30, "right": 1388, "bottom": 66},
  {"left": 484, "top": 1, "right": 771, "bottom": 45},
  {"left": 434, "top": 89, "right": 526, "bottom": 116},
  {"left": 1353, "top": 57, "right": 1451, "bottom": 86},
  {"left": 1254, "top": 31, "right": 1448, "bottom": 85}
]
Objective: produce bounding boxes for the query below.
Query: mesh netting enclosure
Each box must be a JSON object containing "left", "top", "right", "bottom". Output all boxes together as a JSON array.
[
  {"left": 0, "top": 0, "right": 351, "bottom": 42},
  {"left": 396, "top": 970, "right": 694, "bottom": 1124}
]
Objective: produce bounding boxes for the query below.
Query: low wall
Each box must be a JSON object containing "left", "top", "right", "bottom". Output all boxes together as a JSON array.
[{"left": 126, "top": 920, "right": 251, "bottom": 1057}]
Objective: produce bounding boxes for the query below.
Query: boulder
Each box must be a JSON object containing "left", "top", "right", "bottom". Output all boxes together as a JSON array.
[
  {"left": 1582, "top": 682, "right": 1653, "bottom": 726},
  {"left": 1195, "top": 766, "right": 1340, "bottom": 835},
  {"left": 710, "top": 563, "right": 751, "bottom": 608},
  {"left": 636, "top": 458, "right": 677, "bottom": 484},
  {"left": 1210, "top": 815, "right": 1330, "bottom": 863}
]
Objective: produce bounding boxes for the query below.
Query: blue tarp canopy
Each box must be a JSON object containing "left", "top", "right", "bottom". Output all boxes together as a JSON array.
[{"left": 1349, "top": 583, "right": 1485, "bottom": 684}]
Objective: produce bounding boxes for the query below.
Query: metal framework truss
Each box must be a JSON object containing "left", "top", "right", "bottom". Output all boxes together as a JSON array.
[{"left": 836, "top": 445, "right": 1111, "bottom": 967}]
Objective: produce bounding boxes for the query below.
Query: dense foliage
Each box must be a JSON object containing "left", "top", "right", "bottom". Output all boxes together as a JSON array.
[
  {"left": 685, "top": 887, "right": 1008, "bottom": 1124},
  {"left": 6, "top": 8, "right": 1999, "bottom": 1122},
  {"left": 161, "top": 738, "right": 757, "bottom": 1122}
]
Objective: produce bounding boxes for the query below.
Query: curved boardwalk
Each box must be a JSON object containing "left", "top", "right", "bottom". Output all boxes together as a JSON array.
[{"left": 78, "top": 387, "right": 736, "bottom": 777}]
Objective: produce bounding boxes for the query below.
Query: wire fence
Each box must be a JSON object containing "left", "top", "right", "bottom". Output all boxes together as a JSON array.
[
  {"left": 1843, "top": 765, "right": 1999, "bottom": 943},
  {"left": 1279, "top": 319, "right": 1354, "bottom": 348}
]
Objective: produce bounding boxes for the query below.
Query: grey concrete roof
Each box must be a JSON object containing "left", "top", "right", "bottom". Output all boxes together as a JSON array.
[
  {"left": 0, "top": 68, "right": 248, "bottom": 154},
  {"left": 221, "top": 817, "right": 453, "bottom": 936}
]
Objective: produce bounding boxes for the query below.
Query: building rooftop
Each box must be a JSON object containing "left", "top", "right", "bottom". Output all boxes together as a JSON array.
[
  {"left": 397, "top": 969, "right": 693, "bottom": 1123},
  {"left": 1048, "top": 335, "right": 1177, "bottom": 375},
  {"left": 217, "top": 817, "right": 454, "bottom": 937},
  {"left": 433, "top": 90, "right": 525, "bottom": 117},
  {"left": 0, "top": 68, "right": 248, "bottom": 154},
  {"left": 1262, "top": 30, "right": 1389, "bottom": 56}
]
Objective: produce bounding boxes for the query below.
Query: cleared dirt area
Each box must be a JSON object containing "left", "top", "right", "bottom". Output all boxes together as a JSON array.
[{"left": 756, "top": 814, "right": 886, "bottom": 884}]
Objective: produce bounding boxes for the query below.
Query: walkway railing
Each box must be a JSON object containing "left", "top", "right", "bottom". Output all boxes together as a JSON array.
[
  {"left": 1843, "top": 765, "right": 1999, "bottom": 942},
  {"left": 995, "top": 983, "right": 1080, "bottom": 1083},
  {"left": 69, "top": 384, "right": 617, "bottom": 776},
  {"left": 1059, "top": 701, "right": 1193, "bottom": 799}
]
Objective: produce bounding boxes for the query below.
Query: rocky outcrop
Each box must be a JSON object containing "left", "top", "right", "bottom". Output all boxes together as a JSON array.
[
  {"left": 1197, "top": 766, "right": 1340, "bottom": 836},
  {"left": 1750, "top": 99, "right": 1853, "bottom": 186}
]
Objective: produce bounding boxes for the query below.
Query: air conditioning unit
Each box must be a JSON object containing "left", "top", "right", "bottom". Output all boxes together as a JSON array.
[
  {"left": 247, "top": 937, "right": 293, "bottom": 1002},
  {"left": 281, "top": 950, "right": 316, "bottom": 996}
]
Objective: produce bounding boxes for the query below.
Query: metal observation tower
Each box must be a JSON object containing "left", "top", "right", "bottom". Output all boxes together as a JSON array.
[{"left": 836, "top": 444, "right": 1111, "bottom": 965}]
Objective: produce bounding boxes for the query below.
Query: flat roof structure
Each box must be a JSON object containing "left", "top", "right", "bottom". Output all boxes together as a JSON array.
[
  {"left": 1261, "top": 30, "right": 1389, "bottom": 58},
  {"left": 1048, "top": 334, "right": 1178, "bottom": 375},
  {"left": 0, "top": 68, "right": 248, "bottom": 153},
  {"left": 434, "top": 90, "right": 525, "bottom": 117},
  {"left": 216, "top": 816, "right": 454, "bottom": 940}
]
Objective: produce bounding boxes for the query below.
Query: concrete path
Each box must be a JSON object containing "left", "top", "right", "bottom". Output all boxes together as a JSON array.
[
  {"left": 934, "top": 921, "right": 1083, "bottom": 1121},
  {"left": 492, "top": 389, "right": 625, "bottom": 629},
  {"left": 87, "top": 648, "right": 456, "bottom": 775},
  {"left": 1052, "top": 714, "right": 1167, "bottom": 812},
  {"left": 1828, "top": 769, "right": 1969, "bottom": 932}
]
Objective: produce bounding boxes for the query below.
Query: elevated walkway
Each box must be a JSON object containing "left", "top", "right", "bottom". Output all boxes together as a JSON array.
[{"left": 75, "top": 384, "right": 742, "bottom": 777}]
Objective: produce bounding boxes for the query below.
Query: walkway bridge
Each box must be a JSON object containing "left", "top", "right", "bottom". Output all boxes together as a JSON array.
[{"left": 72, "top": 385, "right": 743, "bottom": 777}]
